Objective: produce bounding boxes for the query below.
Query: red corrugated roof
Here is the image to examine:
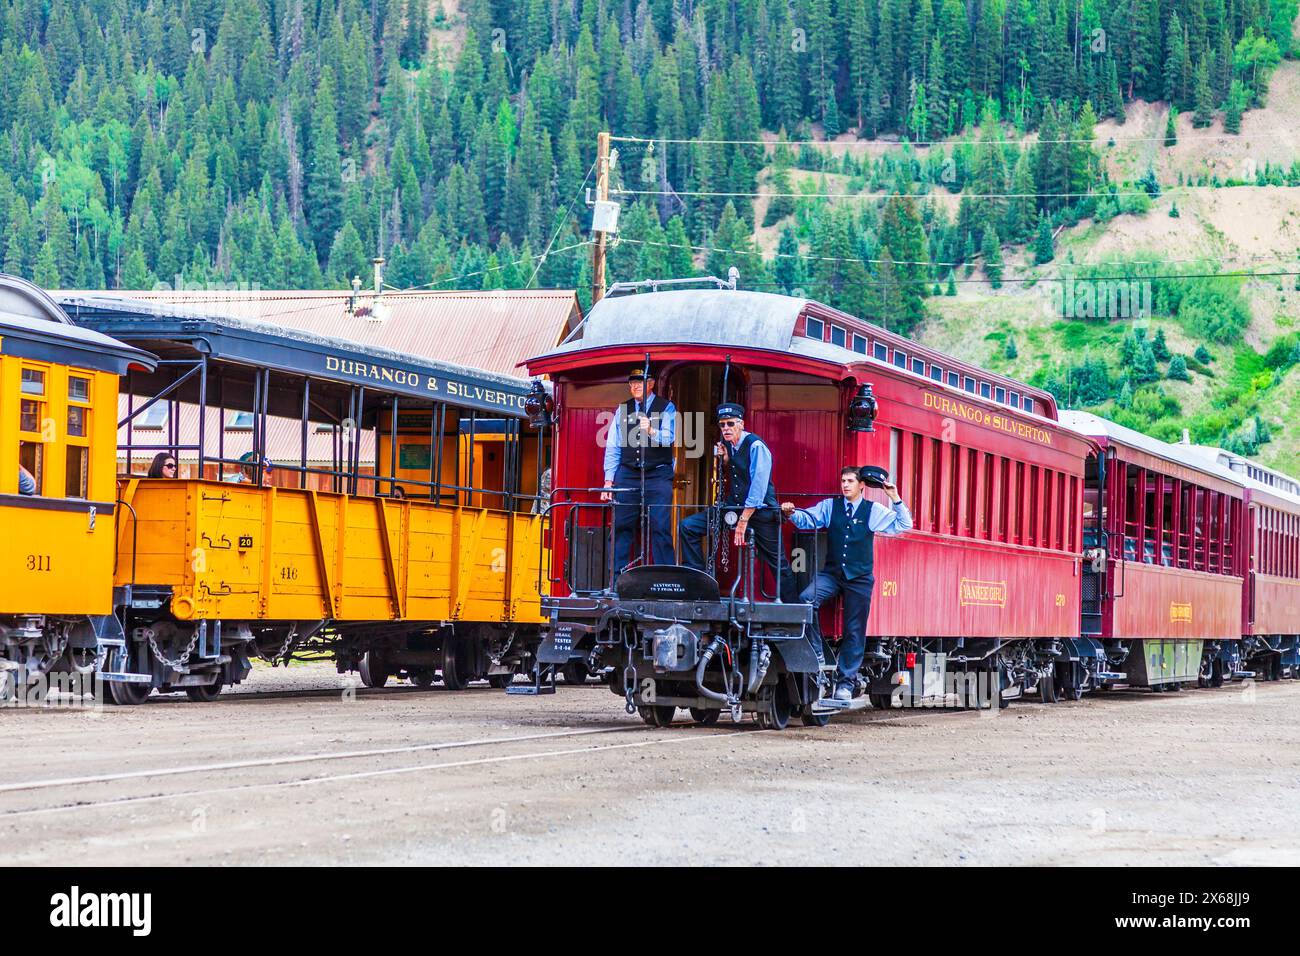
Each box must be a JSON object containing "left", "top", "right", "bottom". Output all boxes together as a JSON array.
[{"left": 61, "top": 289, "right": 581, "bottom": 377}]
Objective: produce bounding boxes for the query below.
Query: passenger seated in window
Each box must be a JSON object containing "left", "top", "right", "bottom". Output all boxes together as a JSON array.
[
  {"left": 17, "top": 464, "right": 36, "bottom": 495},
  {"left": 147, "top": 452, "right": 178, "bottom": 478},
  {"left": 224, "top": 451, "right": 273, "bottom": 485}
]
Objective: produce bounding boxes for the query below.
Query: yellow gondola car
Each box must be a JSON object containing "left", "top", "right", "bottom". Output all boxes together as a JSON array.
[
  {"left": 0, "top": 275, "right": 157, "bottom": 694},
  {"left": 65, "top": 297, "right": 550, "bottom": 703}
]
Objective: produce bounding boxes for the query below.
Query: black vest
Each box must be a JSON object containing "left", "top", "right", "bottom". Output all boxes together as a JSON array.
[
  {"left": 726, "top": 432, "right": 778, "bottom": 509},
  {"left": 618, "top": 393, "right": 673, "bottom": 469},
  {"left": 827, "top": 498, "right": 875, "bottom": 580}
]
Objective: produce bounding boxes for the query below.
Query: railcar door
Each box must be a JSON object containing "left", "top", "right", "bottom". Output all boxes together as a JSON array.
[
  {"left": 664, "top": 362, "right": 745, "bottom": 575},
  {"left": 1081, "top": 452, "right": 1106, "bottom": 636}
]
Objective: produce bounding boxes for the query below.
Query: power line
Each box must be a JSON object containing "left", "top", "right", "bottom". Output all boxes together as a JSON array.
[
  {"left": 611, "top": 129, "right": 1300, "bottom": 148},
  {"left": 527, "top": 159, "right": 599, "bottom": 288},
  {"left": 613, "top": 186, "right": 1206, "bottom": 200},
  {"left": 610, "top": 236, "right": 1300, "bottom": 285}
]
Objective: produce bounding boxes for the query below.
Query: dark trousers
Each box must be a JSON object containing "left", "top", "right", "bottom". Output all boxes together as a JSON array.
[
  {"left": 611, "top": 463, "right": 675, "bottom": 574},
  {"left": 800, "top": 569, "right": 875, "bottom": 683},
  {"left": 678, "top": 508, "right": 797, "bottom": 602}
]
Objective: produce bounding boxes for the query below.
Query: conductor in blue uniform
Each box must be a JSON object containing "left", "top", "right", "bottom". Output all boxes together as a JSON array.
[
  {"left": 679, "top": 403, "right": 796, "bottom": 602},
  {"left": 781, "top": 466, "right": 913, "bottom": 702},
  {"left": 601, "top": 366, "right": 677, "bottom": 574}
]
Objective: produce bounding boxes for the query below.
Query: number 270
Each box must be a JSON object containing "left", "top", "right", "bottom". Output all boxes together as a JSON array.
[{"left": 26, "top": 554, "right": 51, "bottom": 572}]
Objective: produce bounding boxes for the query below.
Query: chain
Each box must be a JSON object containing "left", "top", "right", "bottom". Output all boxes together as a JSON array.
[
  {"left": 266, "top": 624, "right": 299, "bottom": 667},
  {"left": 146, "top": 627, "right": 200, "bottom": 670},
  {"left": 623, "top": 643, "right": 637, "bottom": 715}
]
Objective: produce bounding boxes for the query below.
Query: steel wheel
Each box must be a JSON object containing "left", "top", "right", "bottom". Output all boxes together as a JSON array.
[
  {"left": 440, "top": 637, "right": 468, "bottom": 691},
  {"left": 756, "top": 683, "right": 792, "bottom": 731},
  {"left": 561, "top": 661, "right": 588, "bottom": 685},
  {"left": 1038, "top": 671, "right": 1058, "bottom": 704},
  {"left": 689, "top": 707, "right": 720, "bottom": 725},
  {"left": 410, "top": 670, "right": 435, "bottom": 689},
  {"left": 108, "top": 680, "right": 151, "bottom": 706},
  {"left": 870, "top": 692, "right": 893, "bottom": 710},
  {"left": 637, "top": 704, "right": 676, "bottom": 727},
  {"left": 184, "top": 679, "right": 222, "bottom": 703},
  {"left": 358, "top": 652, "right": 389, "bottom": 689},
  {"left": 801, "top": 707, "right": 831, "bottom": 727}
]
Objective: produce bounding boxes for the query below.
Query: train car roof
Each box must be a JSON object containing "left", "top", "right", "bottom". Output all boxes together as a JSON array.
[
  {"left": 1058, "top": 410, "right": 1288, "bottom": 499},
  {"left": 534, "top": 287, "right": 1058, "bottom": 420},
  {"left": 0, "top": 274, "right": 157, "bottom": 375},
  {"left": 62, "top": 293, "right": 532, "bottom": 418}
]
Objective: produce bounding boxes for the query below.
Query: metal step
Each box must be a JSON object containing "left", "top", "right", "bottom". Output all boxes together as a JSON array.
[
  {"left": 1095, "top": 671, "right": 1128, "bottom": 681},
  {"left": 95, "top": 637, "right": 125, "bottom": 649},
  {"left": 99, "top": 672, "right": 153, "bottom": 684}
]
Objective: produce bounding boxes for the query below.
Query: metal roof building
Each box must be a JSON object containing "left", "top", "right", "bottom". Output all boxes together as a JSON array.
[{"left": 52, "top": 288, "right": 581, "bottom": 479}]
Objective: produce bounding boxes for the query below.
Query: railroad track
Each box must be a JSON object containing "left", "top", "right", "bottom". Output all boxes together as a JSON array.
[{"left": 0, "top": 706, "right": 965, "bottom": 823}]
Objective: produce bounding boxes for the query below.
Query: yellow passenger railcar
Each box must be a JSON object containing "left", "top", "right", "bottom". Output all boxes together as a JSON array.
[
  {"left": 0, "top": 275, "right": 157, "bottom": 693},
  {"left": 65, "top": 297, "right": 550, "bottom": 703}
]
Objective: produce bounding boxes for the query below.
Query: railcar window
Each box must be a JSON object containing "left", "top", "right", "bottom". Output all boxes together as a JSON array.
[
  {"left": 909, "top": 433, "right": 924, "bottom": 516},
  {"left": 965, "top": 448, "right": 978, "bottom": 537},
  {"left": 65, "top": 446, "right": 89, "bottom": 498},
  {"left": 1193, "top": 488, "right": 1207, "bottom": 571},
  {"left": 947, "top": 443, "right": 960, "bottom": 535},
  {"left": 852, "top": 333, "right": 868, "bottom": 354},
  {"left": 1160, "top": 477, "right": 1175, "bottom": 566},
  {"left": 20, "top": 368, "right": 45, "bottom": 395},
  {"left": 998, "top": 458, "right": 1010, "bottom": 543},
  {"left": 1067, "top": 475, "right": 1079, "bottom": 551},
  {"left": 805, "top": 317, "right": 824, "bottom": 340},
  {"left": 980, "top": 382, "right": 992, "bottom": 399},
  {"left": 1142, "top": 473, "right": 1159, "bottom": 564},
  {"left": 830, "top": 325, "right": 847, "bottom": 348},
  {"left": 1057, "top": 472, "right": 1068, "bottom": 551},
  {"left": 930, "top": 364, "right": 943, "bottom": 382},
  {"left": 1013, "top": 461, "right": 1025, "bottom": 545},
  {"left": 893, "top": 350, "right": 908, "bottom": 369},
  {"left": 929, "top": 438, "right": 942, "bottom": 533},
  {"left": 963, "top": 376, "right": 976, "bottom": 394},
  {"left": 1028, "top": 465, "right": 1041, "bottom": 547},
  {"left": 911, "top": 358, "right": 925, "bottom": 375},
  {"left": 874, "top": 343, "right": 888, "bottom": 361},
  {"left": 889, "top": 428, "right": 901, "bottom": 494},
  {"left": 982, "top": 451, "right": 995, "bottom": 540},
  {"left": 1023, "top": 397, "right": 1034, "bottom": 414},
  {"left": 1042, "top": 468, "right": 1055, "bottom": 549},
  {"left": 995, "top": 386, "right": 1006, "bottom": 403},
  {"left": 1208, "top": 492, "right": 1221, "bottom": 573},
  {"left": 947, "top": 371, "right": 959, "bottom": 388},
  {"left": 1009, "top": 390, "right": 1020, "bottom": 408}
]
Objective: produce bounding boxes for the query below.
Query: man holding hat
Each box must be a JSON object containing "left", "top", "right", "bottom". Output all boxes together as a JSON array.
[
  {"left": 679, "top": 403, "right": 795, "bottom": 602},
  {"left": 601, "top": 366, "right": 677, "bottom": 574},
  {"left": 781, "top": 465, "right": 913, "bottom": 702}
]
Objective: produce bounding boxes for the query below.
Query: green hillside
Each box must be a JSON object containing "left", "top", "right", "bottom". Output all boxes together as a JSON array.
[{"left": 1, "top": 0, "right": 1298, "bottom": 468}]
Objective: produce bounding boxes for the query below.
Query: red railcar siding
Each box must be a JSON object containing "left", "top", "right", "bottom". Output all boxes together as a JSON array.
[
  {"left": 1242, "top": 487, "right": 1300, "bottom": 635},
  {"left": 1249, "top": 575, "right": 1300, "bottom": 634},
  {"left": 1109, "top": 563, "right": 1243, "bottom": 640}
]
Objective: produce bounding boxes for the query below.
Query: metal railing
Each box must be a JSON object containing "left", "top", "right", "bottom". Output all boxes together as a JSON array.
[{"left": 538, "top": 487, "right": 838, "bottom": 604}]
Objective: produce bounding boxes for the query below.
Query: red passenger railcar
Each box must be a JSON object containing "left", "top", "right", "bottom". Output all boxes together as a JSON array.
[
  {"left": 525, "top": 282, "right": 1096, "bottom": 724},
  {"left": 1239, "top": 481, "right": 1300, "bottom": 679},
  {"left": 1061, "top": 412, "right": 1248, "bottom": 688}
]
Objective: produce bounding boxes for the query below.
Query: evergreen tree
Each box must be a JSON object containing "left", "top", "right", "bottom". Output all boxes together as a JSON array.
[
  {"left": 1168, "top": 355, "right": 1191, "bottom": 381},
  {"left": 1165, "top": 108, "right": 1178, "bottom": 146},
  {"left": 1192, "top": 57, "right": 1215, "bottom": 128},
  {"left": 980, "top": 225, "right": 1002, "bottom": 288},
  {"left": 306, "top": 68, "right": 344, "bottom": 260},
  {"left": 1033, "top": 213, "right": 1055, "bottom": 264}
]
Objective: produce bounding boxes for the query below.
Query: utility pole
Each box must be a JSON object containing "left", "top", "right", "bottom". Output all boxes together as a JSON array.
[{"left": 591, "top": 131, "right": 611, "bottom": 305}]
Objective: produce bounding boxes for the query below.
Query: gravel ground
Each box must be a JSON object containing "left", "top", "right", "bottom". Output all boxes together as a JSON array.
[{"left": 2, "top": 662, "right": 1298, "bottom": 866}]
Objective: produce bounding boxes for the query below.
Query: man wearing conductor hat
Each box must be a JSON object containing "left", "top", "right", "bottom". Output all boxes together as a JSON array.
[
  {"left": 781, "top": 465, "right": 913, "bottom": 703},
  {"left": 600, "top": 365, "right": 677, "bottom": 575},
  {"left": 679, "top": 403, "right": 796, "bottom": 602}
]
